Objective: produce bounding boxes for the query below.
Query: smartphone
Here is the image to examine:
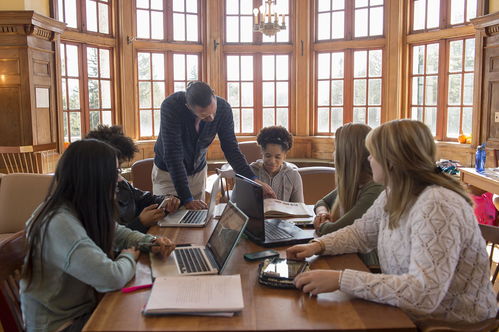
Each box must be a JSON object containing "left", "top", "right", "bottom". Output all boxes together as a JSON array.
[
  {"left": 157, "top": 198, "right": 167, "bottom": 210},
  {"left": 262, "top": 258, "right": 308, "bottom": 280},
  {"left": 243, "top": 249, "right": 279, "bottom": 261}
]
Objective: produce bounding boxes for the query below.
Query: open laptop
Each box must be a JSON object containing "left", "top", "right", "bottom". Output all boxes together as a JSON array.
[
  {"left": 231, "top": 174, "right": 313, "bottom": 247},
  {"left": 157, "top": 174, "right": 221, "bottom": 227},
  {"left": 151, "top": 201, "right": 248, "bottom": 277}
]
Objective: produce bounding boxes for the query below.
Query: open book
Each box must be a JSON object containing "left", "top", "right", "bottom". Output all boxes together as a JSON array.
[
  {"left": 264, "top": 199, "right": 313, "bottom": 218},
  {"left": 143, "top": 275, "right": 244, "bottom": 316}
]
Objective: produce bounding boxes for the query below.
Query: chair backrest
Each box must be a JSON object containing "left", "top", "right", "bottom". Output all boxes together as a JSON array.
[
  {"left": 238, "top": 141, "right": 261, "bottom": 164},
  {"left": 0, "top": 146, "right": 56, "bottom": 174},
  {"left": 479, "top": 224, "right": 499, "bottom": 296},
  {"left": 0, "top": 174, "right": 53, "bottom": 234},
  {"left": 131, "top": 158, "right": 154, "bottom": 192},
  {"left": 297, "top": 167, "right": 336, "bottom": 205},
  {"left": 0, "top": 231, "right": 26, "bottom": 332}
]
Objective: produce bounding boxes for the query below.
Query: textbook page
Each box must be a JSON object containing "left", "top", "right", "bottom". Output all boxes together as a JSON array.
[{"left": 263, "top": 199, "right": 312, "bottom": 218}]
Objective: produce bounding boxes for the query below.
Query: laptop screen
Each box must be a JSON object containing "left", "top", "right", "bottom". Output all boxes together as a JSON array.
[
  {"left": 206, "top": 201, "right": 248, "bottom": 271},
  {"left": 231, "top": 174, "right": 265, "bottom": 239}
]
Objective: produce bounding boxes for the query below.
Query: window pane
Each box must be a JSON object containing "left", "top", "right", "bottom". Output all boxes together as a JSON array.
[
  {"left": 60, "top": 44, "right": 66, "bottom": 76},
  {"left": 467, "top": 0, "right": 477, "bottom": 20},
  {"left": 241, "top": 82, "right": 254, "bottom": 107},
  {"left": 355, "top": 8, "right": 368, "bottom": 37},
  {"left": 98, "top": 2, "right": 109, "bottom": 34},
  {"left": 276, "top": 16, "right": 290, "bottom": 42},
  {"left": 318, "top": 81, "right": 330, "bottom": 106},
  {"left": 139, "top": 82, "right": 151, "bottom": 108},
  {"left": 427, "top": 0, "right": 440, "bottom": 28},
  {"left": 262, "top": 56, "right": 275, "bottom": 81},
  {"left": 371, "top": 0, "right": 383, "bottom": 5},
  {"left": 136, "top": 0, "right": 149, "bottom": 9},
  {"left": 151, "top": 11, "right": 164, "bottom": 39},
  {"left": 356, "top": 0, "right": 368, "bottom": 7},
  {"left": 226, "top": 17, "right": 239, "bottom": 42},
  {"left": 228, "top": 82, "right": 240, "bottom": 107},
  {"left": 448, "top": 74, "right": 462, "bottom": 105},
  {"left": 174, "top": 82, "right": 185, "bottom": 91},
  {"left": 331, "top": 52, "right": 344, "bottom": 78},
  {"left": 318, "top": 53, "right": 330, "bottom": 79},
  {"left": 412, "top": 76, "right": 424, "bottom": 105},
  {"left": 318, "top": 0, "right": 331, "bottom": 11},
  {"left": 154, "top": 110, "right": 160, "bottom": 136},
  {"left": 173, "top": 0, "right": 184, "bottom": 11},
  {"left": 233, "top": 109, "right": 241, "bottom": 133},
  {"left": 153, "top": 82, "right": 165, "bottom": 108},
  {"left": 138, "top": 53, "right": 151, "bottom": 80},
  {"left": 368, "top": 79, "right": 381, "bottom": 105},
  {"left": 447, "top": 107, "right": 460, "bottom": 137},
  {"left": 451, "top": 0, "right": 465, "bottom": 25},
  {"left": 151, "top": 0, "right": 163, "bottom": 10},
  {"left": 425, "top": 76, "right": 438, "bottom": 105},
  {"left": 226, "top": 0, "right": 238, "bottom": 15},
  {"left": 465, "top": 38, "right": 475, "bottom": 71},
  {"left": 62, "top": 78, "right": 67, "bottom": 109},
  {"left": 241, "top": 108, "right": 254, "bottom": 133},
  {"left": 140, "top": 110, "right": 153, "bottom": 137},
  {"left": 65, "top": 0, "right": 77, "bottom": 28},
  {"left": 332, "top": 0, "right": 344, "bottom": 10},
  {"left": 317, "top": 13, "right": 331, "bottom": 40},
  {"left": 331, "top": 11, "right": 344, "bottom": 39},
  {"left": 412, "top": 106, "right": 423, "bottom": 121},
  {"left": 87, "top": 47, "right": 98, "bottom": 77},
  {"left": 425, "top": 107, "right": 437, "bottom": 135},
  {"left": 412, "top": 45, "right": 425, "bottom": 75},
  {"left": 354, "top": 79, "right": 366, "bottom": 105},
  {"left": 276, "top": 108, "right": 288, "bottom": 128},
  {"left": 263, "top": 82, "right": 275, "bottom": 106},
  {"left": 276, "top": 55, "right": 289, "bottom": 80},
  {"left": 101, "top": 80, "right": 111, "bottom": 108},
  {"left": 67, "top": 45, "right": 79, "bottom": 77},
  {"left": 331, "top": 108, "right": 343, "bottom": 132},
  {"left": 186, "top": 55, "right": 198, "bottom": 80},
  {"left": 240, "top": 16, "right": 253, "bottom": 43},
  {"left": 173, "top": 54, "right": 185, "bottom": 80},
  {"left": 370, "top": 6, "right": 383, "bottom": 36},
  {"left": 152, "top": 53, "right": 164, "bottom": 80},
  {"left": 463, "top": 73, "right": 473, "bottom": 105},
  {"left": 413, "top": 0, "right": 425, "bottom": 30},
  {"left": 318, "top": 108, "right": 330, "bottom": 132},
  {"left": 240, "top": 56, "right": 253, "bottom": 80},
  {"left": 368, "top": 107, "right": 381, "bottom": 127},
  {"left": 70, "top": 112, "right": 82, "bottom": 140},
  {"left": 186, "top": 0, "right": 197, "bottom": 12},
  {"left": 100, "top": 49, "right": 110, "bottom": 78},
  {"left": 353, "top": 107, "right": 366, "bottom": 123},
  {"left": 186, "top": 14, "right": 198, "bottom": 41},
  {"left": 331, "top": 80, "right": 343, "bottom": 105},
  {"left": 63, "top": 112, "right": 68, "bottom": 142},
  {"left": 86, "top": 0, "right": 98, "bottom": 32},
  {"left": 88, "top": 79, "right": 100, "bottom": 108},
  {"left": 240, "top": 0, "right": 252, "bottom": 14},
  {"left": 173, "top": 13, "right": 186, "bottom": 41},
  {"left": 276, "top": 82, "right": 288, "bottom": 106},
  {"left": 263, "top": 108, "right": 275, "bottom": 127},
  {"left": 369, "top": 50, "right": 382, "bottom": 76},
  {"left": 462, "top": 107, "right": 472, "bottom": 135},
  {"left": 227, "top": 56, "right": 239, "bottom": 80},
  {"left": 354, "top": 51, "right": 367, "bottom": 78},
  {"left": 449, "top": 40, "right": 463, "bottom": 72},
  {"left": 426, "top": 43, "right": 439, "bottom": 74},
  {"left": 68, "top": 79, "right": 80, "bottom": 109},
  {"left": 90, "top": 111, "right": 100, "bottom": 129},
  {"left": 137, "top": 10, "right": 150, "bottom": 38}
]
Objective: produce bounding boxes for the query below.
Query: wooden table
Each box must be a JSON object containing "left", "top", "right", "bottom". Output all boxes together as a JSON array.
[
  {"left": 460, "top": 167, "right": 499, "bottom": 194},
  {"left": 83, "top": 219, "right": 416, "bottom": 332}
]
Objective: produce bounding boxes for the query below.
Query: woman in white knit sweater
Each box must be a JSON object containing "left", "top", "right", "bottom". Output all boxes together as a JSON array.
[{"left": 287, "top": 119, "right": 496, "bottom": 324}]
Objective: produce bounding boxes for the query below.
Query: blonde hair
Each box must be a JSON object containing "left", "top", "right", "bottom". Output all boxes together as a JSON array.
[
  {"left": 365, "top": 119, "right": 472, "bottom": 229},
  {"left": 331, "top": 123, "right": 373, "bottom": 221}
]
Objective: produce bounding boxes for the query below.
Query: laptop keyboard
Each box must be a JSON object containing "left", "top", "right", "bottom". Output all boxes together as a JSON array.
[
  {"left": 266, "top": 222, "right": 293, "bottom": 240},
  {"left": 175, "top": 247, "right": 211, "bottom": 274},
  {"left": 179, "top": 210, "right": 207, "bottom": 224}
]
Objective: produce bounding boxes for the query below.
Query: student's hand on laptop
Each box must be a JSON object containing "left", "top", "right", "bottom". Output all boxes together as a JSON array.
[
  {"left": 121, "top": 247, "right": 140, "bottom": 261},
  {"left": 313, "top": 213, "right": 331, "bottom": 230},
  {"left": 150, "top": 237, "right": 175, "bottom": 258},
  {"left": 294, "top": 270, "right": 341, "bottom": 295},
  {"left": 139, "top": 204, "right": 166, "bottom": 227},
  {"left": 163, "top": 196, "right": 181, "bottom": 213},
  {"left": 286, "top": 242, "right": 321, "bottom": 260},
  {"left": 254, "top": 179, "right": 277, "bottom": 199},
  {"left": 184, "top": 200, "right": 208, "bottom": 210}
]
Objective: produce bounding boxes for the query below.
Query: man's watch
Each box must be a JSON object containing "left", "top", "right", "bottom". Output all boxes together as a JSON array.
[{"left": 309, "top": 239, "right": 325, "bottom": 255}]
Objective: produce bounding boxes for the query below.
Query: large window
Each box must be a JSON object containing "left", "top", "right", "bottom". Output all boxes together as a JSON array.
[
  {"left": 135, "top": 0, "right": 200, "bottom": 42},
  {"left": 137, "top": 52, "right": 200, "bottom": 138},
  {"left": 412, "top": 0, "right": 477, "bottom": 31},
  {"left": 57, "top": 0, "right": 111, "bottom": 34}
]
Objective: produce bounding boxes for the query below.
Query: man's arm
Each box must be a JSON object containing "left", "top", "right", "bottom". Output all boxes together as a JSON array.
[{"left": 159, "top": 99, "right": 193, "bottom": 203}]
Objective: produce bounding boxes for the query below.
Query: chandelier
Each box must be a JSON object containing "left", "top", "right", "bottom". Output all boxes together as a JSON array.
[{"left": 253, "top": 0, "right": 286, "bottom": 37}]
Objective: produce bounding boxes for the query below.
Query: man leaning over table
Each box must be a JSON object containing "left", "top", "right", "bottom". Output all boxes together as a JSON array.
[{"left": 152, "top": 81, "right": 276, "bottom": 210}]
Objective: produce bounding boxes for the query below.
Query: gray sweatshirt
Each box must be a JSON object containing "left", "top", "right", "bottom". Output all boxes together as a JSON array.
[
  {"left": 20, "top": 205, "right": 154, "bottom": 332},
  {"left": 250, "top": 160, "right": 304, "bottom": 203}
]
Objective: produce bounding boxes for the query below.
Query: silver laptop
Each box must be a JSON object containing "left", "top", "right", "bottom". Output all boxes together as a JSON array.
[
  {"left": 157, "top": 174, "right": 220, "bottom": 227},
  {"left": 151, "top": 201, "right": 248, "bottom": 277}
]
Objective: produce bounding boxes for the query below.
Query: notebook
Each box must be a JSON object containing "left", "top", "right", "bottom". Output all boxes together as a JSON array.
[
  {"left": 158, "top": 174, "right": 221, "bottom": 227},
  {"left": 143, "top": 274, "right": 244, "bottom": 316},
  {"left": 230, "top": 174, "right": 313, "bottom": 247},
  {"left": 151, "top": 201, "right": 248, "bottom": 277}
]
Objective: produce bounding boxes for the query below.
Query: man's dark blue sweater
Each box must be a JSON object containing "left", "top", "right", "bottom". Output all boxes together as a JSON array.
[{"left": 154, "top": 91, "right": 256, "bottom": 203}]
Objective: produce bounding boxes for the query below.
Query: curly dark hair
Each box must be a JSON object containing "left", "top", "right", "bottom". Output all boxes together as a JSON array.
[
  {"left": 85, "top": 125, "right": 139, "bottom": 163},
  {"left": 256, "top": 126, "right": 293, "bottom": 152}
]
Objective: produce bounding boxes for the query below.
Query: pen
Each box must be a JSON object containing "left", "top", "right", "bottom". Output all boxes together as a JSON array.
[{"left": 121, "top": 283, "right": 153, "bottom": 293}]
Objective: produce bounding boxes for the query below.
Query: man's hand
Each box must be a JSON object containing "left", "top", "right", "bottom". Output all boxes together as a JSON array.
[
  {"left": 294, "top": 270, "right": 341, "bottom": 295},
  {"left": 139, "top": 204, "right": 166, "bottom": 227},
  {"left": 161, "top": 196, "right": 181, "bottom": 213},
  {"left": 254, "top": 179, "right": 277, "bottom": 199},
  {"left": 313, "top": 213, "right": 332, "bottom": 230},
  {"left": 150, "top": 236, "right": 175, "bottom": 257},
  {"left": 184, "top": 199, "right": 208, "bottom": 210},
  {"left": 286, "top": 242, "right": 322, "bottom": 260}
]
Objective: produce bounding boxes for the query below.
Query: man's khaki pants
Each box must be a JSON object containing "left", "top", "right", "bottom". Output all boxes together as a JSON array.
[{"left": 152, "top": 164, "right": 207, "bottom": 201}]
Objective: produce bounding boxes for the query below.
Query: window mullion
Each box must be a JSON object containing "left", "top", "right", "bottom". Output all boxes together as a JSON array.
[{"left": 344, "top": 49, "right": 353, "bottom": 124}]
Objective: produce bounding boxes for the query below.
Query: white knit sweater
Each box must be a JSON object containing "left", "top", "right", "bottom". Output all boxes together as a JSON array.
[{"left": 319, "top": 185, "right": 497, "bottom": 323}]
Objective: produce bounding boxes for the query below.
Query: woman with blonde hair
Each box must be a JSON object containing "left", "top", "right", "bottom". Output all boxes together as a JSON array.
[
  {"left": 287, "top": 119, "right": 496, "bottom": 325},
  {"left": 314, "top": 123, "right": 383, "bottom": 236}
]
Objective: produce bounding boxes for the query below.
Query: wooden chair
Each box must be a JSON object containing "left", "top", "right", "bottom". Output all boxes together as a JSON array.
[
  {"left": 238, "top": 141, "right": 260, "bottom": 164},
  {"left": 0, "top": 230, "right": 26, "bottom": 332},
  {"left": 0, "top": 146, "right": 56, "bottom": 174},
  {"left": 418, "top": 224, "right": 499, "bottom": 332},
  {"left": 297, "top": 167, "right": 336, "bottom": 205},
  {"left": 131, "top": 158, "right": 154, "bottom": 192}
]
